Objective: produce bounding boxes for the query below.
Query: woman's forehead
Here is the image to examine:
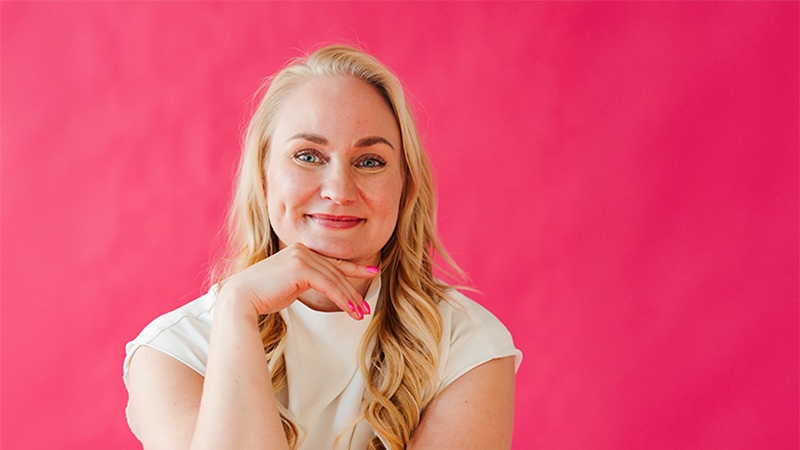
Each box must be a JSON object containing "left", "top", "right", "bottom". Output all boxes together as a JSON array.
[{"left": 271, "top": 76, "right": 401, "bottom": 148}]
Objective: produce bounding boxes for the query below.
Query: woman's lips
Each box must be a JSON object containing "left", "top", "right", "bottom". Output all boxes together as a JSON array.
[{"left": 306, "top": 214, "right": 364, "bottom": 229}]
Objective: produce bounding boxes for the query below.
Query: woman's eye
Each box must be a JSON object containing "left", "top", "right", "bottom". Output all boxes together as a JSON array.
[
  {"left": 294, "top": 150, "right": 322, "bottom": 164},
  {"left": 356, "top": 156, "right": 386, "bottom": 169}
]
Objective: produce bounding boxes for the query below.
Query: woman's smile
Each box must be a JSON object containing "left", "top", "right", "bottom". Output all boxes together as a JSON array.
[{"left": 305, "top": 214, "right": 365, "bottom": 230}]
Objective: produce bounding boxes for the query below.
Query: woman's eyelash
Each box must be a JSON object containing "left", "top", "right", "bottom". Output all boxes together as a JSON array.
[
  {"left": 355, "top": 155, "right": 386, "bottom": 168},
  {"left": 293, "top": 149, "right": 325, "bottom": 164}
]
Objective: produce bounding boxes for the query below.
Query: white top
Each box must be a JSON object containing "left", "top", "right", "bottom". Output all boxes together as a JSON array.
[{"left": 123, "top": 279, "right": 522, "bottom": 448}]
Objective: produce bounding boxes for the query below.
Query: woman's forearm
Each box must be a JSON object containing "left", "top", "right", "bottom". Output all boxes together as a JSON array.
[{"left": 191, "top": 290, "right": 290, "bottom": 450}]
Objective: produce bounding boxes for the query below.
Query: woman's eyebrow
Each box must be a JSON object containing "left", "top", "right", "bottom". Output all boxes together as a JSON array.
[
  {"left": 288, "top": 133, "right": 328, "bottom": 145},
  {"left": 356, "top": 136, "right": 395, "bottom": 150}
]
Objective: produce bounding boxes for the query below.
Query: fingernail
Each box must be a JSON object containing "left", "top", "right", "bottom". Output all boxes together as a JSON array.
[
  {"left": 361, "top": 300, "right": 371, "bottom": 315},
  {"left": 356, "top": 308, "right": 364, "bottom": 320},
  {"left": 347, "top": 301, "right": 356, "bottom": 312},
  {"left": 366, "top": 266, "right": 380, "bottom": 274}
]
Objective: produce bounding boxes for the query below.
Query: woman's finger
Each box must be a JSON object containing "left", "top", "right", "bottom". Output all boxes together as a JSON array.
[
  {"left": 327, "top": 258, "right": 381, "bottom": 279},
  {"left": 311, "top": 256, "right": 380, "bottom": 316},
  {"left": 301, "top": 256, "right": 366, "bottom": 318}
]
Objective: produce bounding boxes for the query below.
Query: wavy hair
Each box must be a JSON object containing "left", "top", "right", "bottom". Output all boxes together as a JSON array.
[{"left": 216, "top": 45, "right": 459, "bottom": 449}]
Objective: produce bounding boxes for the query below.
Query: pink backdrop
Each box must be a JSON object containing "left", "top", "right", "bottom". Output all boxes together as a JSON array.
[{"left": 2, "top": 2, "right": 797, "bottom": 449}]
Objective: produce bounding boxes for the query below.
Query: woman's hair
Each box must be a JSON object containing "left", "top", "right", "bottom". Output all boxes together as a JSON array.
[{"left": 217, "top": 45, "right": 458, "bottom": 450}]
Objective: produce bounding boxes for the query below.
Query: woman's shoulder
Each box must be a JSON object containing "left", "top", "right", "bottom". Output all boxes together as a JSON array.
[
  {"left": 437, "top": 288, "right": 518, "bottom": 346},
  {"left": 435, "top": 288, "right": 523, "bottom": 392},
  {"left": 123, "top": 286, "right": 218, "bottom": 379}
]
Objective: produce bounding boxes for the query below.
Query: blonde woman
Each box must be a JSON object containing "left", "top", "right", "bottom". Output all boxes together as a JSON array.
[{"left": 123, "top": 45, "right": 522, "bottom": 450}]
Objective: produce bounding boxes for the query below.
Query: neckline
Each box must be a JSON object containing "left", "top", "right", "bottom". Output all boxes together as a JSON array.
[{"left": 289, "top": 276, "right": 381, "bottom": 324}]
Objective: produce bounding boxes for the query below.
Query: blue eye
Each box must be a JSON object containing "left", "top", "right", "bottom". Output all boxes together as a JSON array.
[
  {"left": 356, "top": 155, "right": 386, "bottom": 169},
  {"left": 294, "top": 150, "right": 322, "bottom": 164},
  {"left": 361, "top": 159, "right": 379, "bottom": 167}
]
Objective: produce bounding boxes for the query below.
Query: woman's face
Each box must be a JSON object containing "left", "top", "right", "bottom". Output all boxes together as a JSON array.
[{"left": 265, "top": 75, "right": 404, "bottom": 266}]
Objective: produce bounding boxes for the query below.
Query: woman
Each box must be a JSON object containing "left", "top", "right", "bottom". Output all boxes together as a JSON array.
[{"left": 124, "top": 45, "right": 522, "bottom": 450}]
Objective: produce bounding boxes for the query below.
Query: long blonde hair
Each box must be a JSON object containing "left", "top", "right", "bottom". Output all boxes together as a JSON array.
[{"left": 217, "top": 45, "right": 458, "bottom": 449}]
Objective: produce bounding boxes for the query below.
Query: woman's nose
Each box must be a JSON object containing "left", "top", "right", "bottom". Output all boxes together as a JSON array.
[{"left": 320, "top": 163, "right": 357, "bottom": 205}]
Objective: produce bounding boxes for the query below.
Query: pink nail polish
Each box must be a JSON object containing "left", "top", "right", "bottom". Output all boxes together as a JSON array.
[
  {"left": 366, "top": 266, "right": 380, "bottom": 274},
  {"left": 362, "top": 301, "right": 371, "bottom": 315},
  {"left": 356, "top": 308, "right": 364, "bottom": 320},
  {"left": 347, "top": 301, "right": 356, "bottom": 312}
]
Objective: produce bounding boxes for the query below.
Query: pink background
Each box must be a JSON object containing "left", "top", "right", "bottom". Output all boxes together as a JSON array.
[{"left": 2, "top": 2, "right": 797, "bottom": 449}]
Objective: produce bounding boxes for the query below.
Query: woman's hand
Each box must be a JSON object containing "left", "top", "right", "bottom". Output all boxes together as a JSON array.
[{"left": 217, "top": 242, "right": 379, "bottom": 321}]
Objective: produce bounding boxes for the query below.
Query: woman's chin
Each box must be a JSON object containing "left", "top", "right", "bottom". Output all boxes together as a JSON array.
[
  {"left": 306, "top": 243, "right": 378, "bottom": 265},
  {"left": 303, "top": 242, "right": 356, "bottom": 261}
]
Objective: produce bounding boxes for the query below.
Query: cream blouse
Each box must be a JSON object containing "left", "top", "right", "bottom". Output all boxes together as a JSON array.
[{"left": 123, "top": 279, "right": 522, "bottom": 448}]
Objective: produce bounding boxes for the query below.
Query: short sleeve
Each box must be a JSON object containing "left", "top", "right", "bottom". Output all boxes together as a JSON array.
[
  {"left": 436, "top": 291, "right": 523, "bottom": 393},
  {"left": 122, "top": 289, "right": 216, "bottom": 380}
]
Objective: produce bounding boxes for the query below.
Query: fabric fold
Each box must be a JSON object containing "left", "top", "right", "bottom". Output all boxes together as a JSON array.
[{"left": 281, "top": 279, "right": 380, "bottom": 446}]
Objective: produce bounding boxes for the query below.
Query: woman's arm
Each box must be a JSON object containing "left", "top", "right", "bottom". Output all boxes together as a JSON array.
[
  {"left": 408, "top": 356, "right": 517, "bottom": 449},
  {"left": 126, "top": 347, "right": 204, "bottom": 449},
  {"left": 190, "top": 291, "right": 289, "bottom": 449},
  {"left": 126, "top": 243, "right": 377, "bottom": 449}
]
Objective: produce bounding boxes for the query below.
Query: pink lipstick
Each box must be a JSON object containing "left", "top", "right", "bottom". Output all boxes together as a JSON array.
[{"left": 307, "top": 214, "right": 364, "bottom": 229}]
